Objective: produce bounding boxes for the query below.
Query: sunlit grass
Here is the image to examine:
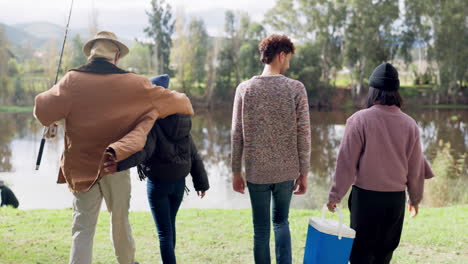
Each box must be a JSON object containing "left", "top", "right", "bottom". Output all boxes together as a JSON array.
[{"left": 0, "top": 206, "right": 466, "bottom": 264}]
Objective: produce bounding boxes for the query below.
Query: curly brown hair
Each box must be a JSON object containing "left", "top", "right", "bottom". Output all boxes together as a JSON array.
[{"left": 258, "top": 34, "right": 295, "bottom": 64}]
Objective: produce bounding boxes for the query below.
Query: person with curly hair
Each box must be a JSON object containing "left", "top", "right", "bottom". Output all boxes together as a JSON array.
[{"left": 231, "top": 34, "right": 311, "bottom": 264}]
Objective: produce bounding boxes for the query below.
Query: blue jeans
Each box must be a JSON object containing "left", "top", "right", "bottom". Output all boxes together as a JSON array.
[
  {"left": 247, "top": 180, "right": 295, "bottom": 264},
  {"left": 147, "top": 178, "right": 186, "bottom": 264}
]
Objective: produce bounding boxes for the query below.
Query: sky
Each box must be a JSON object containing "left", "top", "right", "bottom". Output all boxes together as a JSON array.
[{"left": 0, "top": 0, "right": 277, "bottom": 39}]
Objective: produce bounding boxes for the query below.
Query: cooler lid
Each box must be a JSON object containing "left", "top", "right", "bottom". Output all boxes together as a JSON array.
[{"left": 309, "top": 217, "right": 356, "bottom": 239}]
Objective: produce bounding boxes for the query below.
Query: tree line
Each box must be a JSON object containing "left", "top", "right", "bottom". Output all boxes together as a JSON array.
[
  {"left": 128, "top": 0, "right": 467, "bottom": 106},
  {"left": 0, "top": 0, "right": 466, "bottom": 107}
]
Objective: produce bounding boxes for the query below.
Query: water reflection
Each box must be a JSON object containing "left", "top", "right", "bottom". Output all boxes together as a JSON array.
[
  {"left": 0, "top": 108, "right": 466, "bottom": 210},
  {"left": 0, "top": 113, "right": 41, "bottom": 172}
]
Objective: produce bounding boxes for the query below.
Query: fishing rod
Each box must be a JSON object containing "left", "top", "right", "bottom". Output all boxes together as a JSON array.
[{"left": 35, "top": 0, "right": 74, "bottom": 170}]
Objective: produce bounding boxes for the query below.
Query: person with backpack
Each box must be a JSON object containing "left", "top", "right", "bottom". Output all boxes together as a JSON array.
[
  {"left": 105, "top": 75, "right": 209, "bottom": 264},
  {"left": 326, "top": 63, "right": 434, "bottom": 264}
]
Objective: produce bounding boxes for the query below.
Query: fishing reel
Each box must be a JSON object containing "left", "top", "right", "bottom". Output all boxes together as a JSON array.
[
  {"left": 43, "top": 123, "right": 59, "bottom": 139},
  {"left": 35, "top": 123, "right": 59, "bottom": 170}
]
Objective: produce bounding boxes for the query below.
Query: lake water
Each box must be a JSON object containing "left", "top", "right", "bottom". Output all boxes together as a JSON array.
[{"left": 0, "top": 108, "right": 466, "bottom": 211}]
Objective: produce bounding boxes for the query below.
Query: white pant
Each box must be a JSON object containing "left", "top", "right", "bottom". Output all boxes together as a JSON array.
[{"left": 69, "top": 170, "right": 135, "bottom": 264}]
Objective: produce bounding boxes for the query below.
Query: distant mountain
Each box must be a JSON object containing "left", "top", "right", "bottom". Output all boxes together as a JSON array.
[
  {"left": 0, "top": 22, "right": 46, "bottom": 48},
  {"left": 12, "top": 22, "right": 91, "bottom": 41},
  {"left": 2, "top": 21, "right": 134, "bottom": 52},
  {"left": 11, "top": 22, "right": 90, "bottom": 49},
  {"left": 13, "top": 22, "right": 65, "bottom": 40}
]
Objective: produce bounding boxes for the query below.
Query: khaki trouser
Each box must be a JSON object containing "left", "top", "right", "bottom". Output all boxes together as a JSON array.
[{"left": 69, "top": 170, "right": 135, "bottom": 264}]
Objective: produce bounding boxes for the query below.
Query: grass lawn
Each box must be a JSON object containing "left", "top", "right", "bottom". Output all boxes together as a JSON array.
[
  {"left": 0, "top": 206, "right": 467, "bottom": 264},
  {"left": 0, "top": 106, "right": 33, "bottom": 113}
]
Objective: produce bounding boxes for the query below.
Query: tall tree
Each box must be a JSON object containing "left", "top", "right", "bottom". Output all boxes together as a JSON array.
[
  {"left": 172, "top": 15, "right": 208, "bottom": 95},
  {"left": 43, "top": 39, "right": 59, "bottom": 87},
  {"left": 288, "top": 42, "right": 325, "bottom": 105},
  {"left": 188, "top": 18, "right": 209, "bottom": 91},
  {"left": 264, "top": 0, "right": 302, "bottom": 39},
  {"left": 343, "top": 0, "right": 399, "bottom": 96},
  {"left": 216, "top": 11, "right": 252, "bottom": 98},
  {"left": 265, "top": 0, "right": 347, "bottom": 86},
  {"left": 0, "top": 26, "right": 9, "bottom": 77},
  {"left": 171, "top": 9, "right": 192, "bottom": 94},
  {"left": 399, "top": 0, "right": 431, "bottom": 69},
  {"left": 299, "top": 0, "right": 346, "bottom": 86},
  {"left": 238, "top": 22, "right": 266, "bottom": 79},
  {"left": 145, "top": 0, "right": 175, "bottom": 74},
  {"left": 402, "top": 0, "right": 467, "bottom": 97},
  {"left": 69, "top": 34, "right": 87, "bottom": 68},
  {"left": 120, "top": 41, "right": 152, "bottom": 74},
  {"left": 0, "top": 27, "right": 11, "bottom": 105},
  {"left": 205, "top": 37, "right": 220, "bottom": 106},
  {"left": 216, "top": 11, "right": 238, "bottom": 97}
]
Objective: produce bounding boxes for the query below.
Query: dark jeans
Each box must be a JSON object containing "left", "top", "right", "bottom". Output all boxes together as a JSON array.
[
  {"left": 247, "top": 180, "right": 295, "bottom": 264},
  {"left": 147, "top": 177, "right": 186, "bottom": 264},
  {"left": 348, "top": 185, "right": 406, "bottom": 264}
]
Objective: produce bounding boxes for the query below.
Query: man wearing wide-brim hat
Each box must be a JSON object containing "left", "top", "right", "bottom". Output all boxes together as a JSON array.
[{"left": 34, "top": 31, "right": 194, "bottom": 264}]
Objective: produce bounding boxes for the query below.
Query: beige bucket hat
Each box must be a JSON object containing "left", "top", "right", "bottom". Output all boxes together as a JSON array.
[{"left": 83, "top": 31, "right": 129, "bottom": 58}]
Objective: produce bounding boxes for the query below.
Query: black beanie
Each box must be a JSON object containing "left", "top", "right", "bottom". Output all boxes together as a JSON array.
[{"left": 369, "top": 62, "right": 400, "bottom": 91}]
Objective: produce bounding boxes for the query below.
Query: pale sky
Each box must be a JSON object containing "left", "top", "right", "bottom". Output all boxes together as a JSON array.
[{"left": 0, "top": 0, "right": 277, "bottom": 38}]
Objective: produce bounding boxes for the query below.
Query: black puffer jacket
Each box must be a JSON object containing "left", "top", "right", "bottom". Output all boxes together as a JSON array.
[{"left": 118, "top": 114, "right": 209, "bottom": 192}]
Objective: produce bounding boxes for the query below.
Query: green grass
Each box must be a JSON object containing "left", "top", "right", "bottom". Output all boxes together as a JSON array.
[
  {"left": 398, "top": 85, "right": 434, "bottom": 98},
  {"left": 1, "top": 206, "right": 467, "bottom": 264},
  {"left": 333, "top": 79, "right": 351, "bottom": 88},
  {"left": 0, "top": 106, "right": 33, "bottom": 113}
]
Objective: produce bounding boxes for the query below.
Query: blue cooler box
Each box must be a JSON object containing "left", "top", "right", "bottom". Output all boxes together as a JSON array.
[{"left": 303, "top": 206, "right": 355, "bottom": 264}]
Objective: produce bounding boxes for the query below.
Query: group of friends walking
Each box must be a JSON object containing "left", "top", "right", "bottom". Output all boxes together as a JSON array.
[{"left": 33, "top": 31, "right": 433, "bottom": 264}]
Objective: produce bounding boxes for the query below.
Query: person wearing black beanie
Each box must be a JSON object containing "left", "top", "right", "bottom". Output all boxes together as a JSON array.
[
  {"left": 366, "top": 62, "right": 403, "bottom": 108},
  {"left": 369, "top": 62, "right": 400, "bottom": 91},
  {"left": 327, "top": 62, "right": 434, "bottom": 264}
]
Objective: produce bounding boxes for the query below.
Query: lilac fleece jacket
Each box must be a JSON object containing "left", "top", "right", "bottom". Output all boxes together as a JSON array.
[{"left": 328, "top": 105, "right": 434, "bottom": 206}]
